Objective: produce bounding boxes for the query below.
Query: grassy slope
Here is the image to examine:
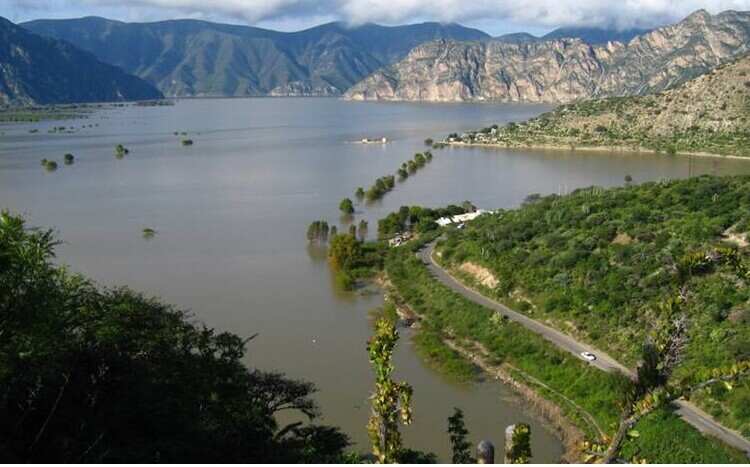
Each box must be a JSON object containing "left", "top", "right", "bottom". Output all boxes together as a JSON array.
[
  {"left": 385, "top": 238, "right": 746, "bottom": 462},
  {"left": 435, "top": 175, "right": 750, "bottom": 439},
  {"left": 453, "top": 56, "right": 750, "bottom": 157}
]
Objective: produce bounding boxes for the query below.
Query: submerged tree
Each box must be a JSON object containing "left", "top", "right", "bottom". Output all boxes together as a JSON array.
[
  {"left": 339, "top": 198, "right": 355, "bottom": 215},
  {"left": 358, "top": 220, "right": 369, "bottom": 241},
  {"left": 505, "top": 424, "right": 531, "bottom": 464},
  {"left": 367, "top": 318, "right": 413, "bottom": 463},
  {"left": 115, "top": 144, "right": 129, "bottom": 159},
  {"left": 447, "top": 408, "right": 474, "bottom": 464}
]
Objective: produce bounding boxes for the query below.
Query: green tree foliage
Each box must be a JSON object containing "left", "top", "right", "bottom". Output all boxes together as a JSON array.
[
  {"left": 358, "top": 220, "right": 369, "bottom": 241},
  {"left": 63, "top": 153, "right": 74, "bottom": 165},
  {"left": 114, "top": 144, "right": 129, "bottom": 158},
  {"left": 367, "top": 318, "right": 413, "bottom": 463},
  {"left": 355, "top": 187, "right": 365, "bottom": 200},
  {"left": 328, "top": 233, "right": 361, "bottom": 271},
  {"left": 506, "top": 424, "right": 532, "bottom": 464},
  {"left": 41, "top": 159, "right": 58, "bottom": 171},
  {"left": 447, "top": 408, "right": 474, "bottom": 463},
  {"left": 339, "top": 198, "right": 355, "bottom": 215},
  {"left": 378, "top": 205, "right": 467, "bottom": 239},
  {"left": 307, "top": 220, "right": 330, "bottom": 242},
  {"left": 0, "top": 212, "right": 349, "bottom": 463}
]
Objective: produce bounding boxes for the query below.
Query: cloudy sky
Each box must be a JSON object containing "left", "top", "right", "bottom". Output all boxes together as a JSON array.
[{"left": 3, "top": 0, "right": 750, "bottom": 35}]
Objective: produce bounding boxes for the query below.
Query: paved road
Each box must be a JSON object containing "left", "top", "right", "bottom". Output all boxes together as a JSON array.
[{"left": 419, "top": 241, "right": 750, "bottom": 457}]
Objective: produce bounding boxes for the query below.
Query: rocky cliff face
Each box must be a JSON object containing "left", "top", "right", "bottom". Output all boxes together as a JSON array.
[{"left": 345, "top": 10, "right": 750, "bottom": 103}]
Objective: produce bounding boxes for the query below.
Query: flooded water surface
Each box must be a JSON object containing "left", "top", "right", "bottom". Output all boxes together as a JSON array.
[{"left": 2, "top": 98, "right": 750, "bottom": 461}]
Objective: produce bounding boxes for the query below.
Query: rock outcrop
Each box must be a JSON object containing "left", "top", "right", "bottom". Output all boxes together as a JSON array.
[{"left": 345, "top": 10, "right": 750, "bottom": 103}]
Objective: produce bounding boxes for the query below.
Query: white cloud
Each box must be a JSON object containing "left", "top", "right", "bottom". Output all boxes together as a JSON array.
[{"left": 5, "top": 0, "right": 750, "bottom": 29}]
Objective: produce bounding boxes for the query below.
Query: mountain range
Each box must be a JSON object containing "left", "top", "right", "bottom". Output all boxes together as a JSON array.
[
  {"left": 4, "top": 11, "right": 747, "bottom": 105},
  {"left": 345, "top": 10, "right": 750, "bottom": 103},
  {"left": 497, "top": 26, "right": 650, "bottom": 44},
  {"left": 0, "top": 17, "right": 162, "bottom": 106},
  {"left": 20, "top": 17, "right": 659, "bottom": 100},
  {"left": 21, "top": 17, "right": 489, "bottom": 98}
]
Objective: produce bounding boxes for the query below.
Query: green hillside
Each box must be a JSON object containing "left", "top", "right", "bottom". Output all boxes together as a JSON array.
[
  {"left": 435, "top": 176, "right": 750, "bottom": 437},
  {"left": 451, "top": 55, "right": 750, "bottom": 157}
]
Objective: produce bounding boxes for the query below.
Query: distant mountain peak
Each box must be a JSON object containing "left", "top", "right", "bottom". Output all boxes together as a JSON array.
[{"left": 685, "top": 8, "right": 712, "bottom": 22}]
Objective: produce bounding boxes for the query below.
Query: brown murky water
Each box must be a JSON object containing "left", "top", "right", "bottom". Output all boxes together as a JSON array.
[{"left": 3, "top": 98, "right": 750, "bottom": 461}]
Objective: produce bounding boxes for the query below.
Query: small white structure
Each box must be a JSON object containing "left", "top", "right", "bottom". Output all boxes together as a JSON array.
[
  {"left": 388, "top": 231, "right": 413, "bottom": 247},
  {"left": 436, "top": 210, "right": 492, "bottom": 227}
]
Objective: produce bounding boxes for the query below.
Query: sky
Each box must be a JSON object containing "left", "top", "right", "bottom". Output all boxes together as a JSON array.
[{"left": 3, "top": 0, "right": 750, "bottom": 36}]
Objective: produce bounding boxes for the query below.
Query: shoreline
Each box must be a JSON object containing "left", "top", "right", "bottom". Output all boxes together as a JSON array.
[
  {"left": 447, "top": 141, "right": 750, "bottom": 161},
  {"left": 383, "top": 280, "right": 583, "bottom": 463}
]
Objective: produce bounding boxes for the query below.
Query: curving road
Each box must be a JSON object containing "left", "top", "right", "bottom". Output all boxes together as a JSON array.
[{"left": 419, "top": 241, "right": 750, "bottom": 458}]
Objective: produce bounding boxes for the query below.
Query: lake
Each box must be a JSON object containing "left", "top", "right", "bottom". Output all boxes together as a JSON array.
[{"left": 2, "top": 97, "right": 750, "bottom": 461}]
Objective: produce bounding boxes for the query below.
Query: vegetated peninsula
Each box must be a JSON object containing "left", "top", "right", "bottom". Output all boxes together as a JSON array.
[
  {"left": 449, "top": 54, "right": 750, "bottom": 157},
  {"left": 0, "top": 17, "right": 162, "bottom": 106},
  {"left": 345, "top": 10, "right": 750, "bottom": 103}
]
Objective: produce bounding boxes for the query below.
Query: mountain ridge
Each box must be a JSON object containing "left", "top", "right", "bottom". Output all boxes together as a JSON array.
[
  {"left": 345, "top": 9, "right": 750, "bottom": 103},
  {"left": 0, "top": 16, "right": 162, "bottom": 106},
  {"left": 22, "top": 17, "right": 490, "bottom": 97}
]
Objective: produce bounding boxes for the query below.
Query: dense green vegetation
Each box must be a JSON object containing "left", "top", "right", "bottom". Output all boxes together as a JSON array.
[
  {"left": 435, "top": 175, "right": 750, "bottom": 438},
  {"left": 0, "top": 212, "right": 351, "bottom": 463},
  {"left": 377, "top": 205, "right": 467, "bottom": 239},
  {"left": 327, "top": 233, "right": 389, "bottom": 290},
  {"left": 384, "top": 229, "right": 747, "bottom": 462}
]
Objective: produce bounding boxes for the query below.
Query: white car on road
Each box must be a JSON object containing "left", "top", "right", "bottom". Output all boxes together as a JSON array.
[{"left": 580, "top": 351, "right": 597, "bottom": 362}]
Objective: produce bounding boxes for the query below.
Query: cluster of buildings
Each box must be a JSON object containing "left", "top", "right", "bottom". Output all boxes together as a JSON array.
[{"left": 447, "top": 128, "right": 502, "bottom": 145}]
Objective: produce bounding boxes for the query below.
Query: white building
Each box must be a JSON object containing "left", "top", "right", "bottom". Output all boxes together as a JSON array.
[{"left": 436, "top": 210, "right": 492, "bottom": 227}]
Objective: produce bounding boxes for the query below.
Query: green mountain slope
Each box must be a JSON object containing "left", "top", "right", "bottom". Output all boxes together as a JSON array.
[
  {"left": 22, "top": 17, "right": 489, "bottom": 97},
  {"left": 452, "top": 54, "right": 750, "bottom": 157},
  {"left": 0, "top": 17, "right": 162, "bottom": 106}
]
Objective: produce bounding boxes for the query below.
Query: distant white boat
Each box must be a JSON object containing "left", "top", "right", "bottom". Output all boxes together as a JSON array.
[{"left": 356, "top": 137, "right": 389, "bottom": 144}]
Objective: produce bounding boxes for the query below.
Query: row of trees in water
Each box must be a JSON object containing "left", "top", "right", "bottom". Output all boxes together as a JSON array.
[
  {"left": 354, "top": 150, "right": 435, "bottom": 205},
  {"left": 307, "top": 219, "right": 368, "bottom": 243}
]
